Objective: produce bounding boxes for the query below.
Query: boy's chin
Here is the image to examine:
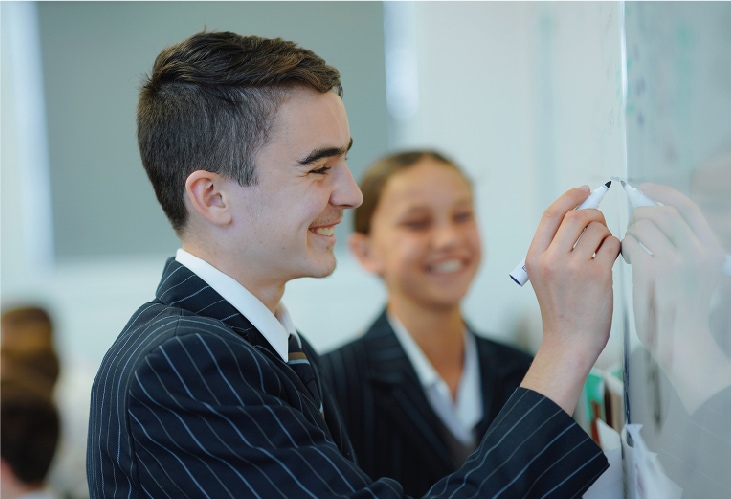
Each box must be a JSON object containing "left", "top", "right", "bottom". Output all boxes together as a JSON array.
[{"left": 302, "top": 255, "right": 338, "bottom": 280}]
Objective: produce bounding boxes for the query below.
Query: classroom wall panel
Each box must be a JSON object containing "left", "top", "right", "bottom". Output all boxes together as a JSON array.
[{"left": 34, "top": 1, "right": 387, "bottom": 261}]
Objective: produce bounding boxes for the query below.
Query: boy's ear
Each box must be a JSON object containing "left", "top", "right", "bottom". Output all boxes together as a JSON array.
[
  {"left": 184, "top": 170, "right": 232, "bottom": 227},
  {"left": 348, "top": 233, "right": 384, "bottom": 276}
]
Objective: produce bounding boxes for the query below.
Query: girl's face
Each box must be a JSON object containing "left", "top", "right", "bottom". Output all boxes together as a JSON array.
[{"left": 354, "top": 158, "right": 482, "bottom": 310}]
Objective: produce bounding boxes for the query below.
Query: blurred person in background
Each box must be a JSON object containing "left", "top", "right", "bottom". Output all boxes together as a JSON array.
[
  {"left": 0, "top": 376, "right": 61, "bottom": 499},
  {"left": 0, "top": 306, "right": 59, "bottom": 394},
  {"left": 320, "top": 150, "right": 533, "bottom": 497},
  {"left": 1, "top": 305, "right": 91, "bottom": 499}
]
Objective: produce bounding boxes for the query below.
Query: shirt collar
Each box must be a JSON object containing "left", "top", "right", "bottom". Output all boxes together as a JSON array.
[
  {"left": 390, "top": 313, "right": 440, "bottom": 388},
  {"left": 389, "top": 312, "right": 482, "bottom": 437},
  {"left": 175, "top": 248, "right": 296, "bottom": 362}
]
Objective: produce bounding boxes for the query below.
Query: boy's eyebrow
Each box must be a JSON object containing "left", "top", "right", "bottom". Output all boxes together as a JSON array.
[{"left": 297, "top": 138, "right": 353, "bottom": 166}]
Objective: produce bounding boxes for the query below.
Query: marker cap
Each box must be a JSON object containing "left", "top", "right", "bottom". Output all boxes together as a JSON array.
[{"left": 509, "top": 258, "right": 529, "bottom": 286}]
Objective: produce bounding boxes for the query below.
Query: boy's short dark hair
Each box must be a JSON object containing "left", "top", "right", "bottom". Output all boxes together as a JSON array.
[{"left": 137, "top": 31, "right": 342, "bottom": 234}]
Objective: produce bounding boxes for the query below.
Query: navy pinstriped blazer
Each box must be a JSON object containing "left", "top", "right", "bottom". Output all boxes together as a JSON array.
[
  {"left": 319, "top": 311, "right": 534, "bottom": 497},
  {"left": 87, "top": 258, "right": 608, "bottom": 498}
]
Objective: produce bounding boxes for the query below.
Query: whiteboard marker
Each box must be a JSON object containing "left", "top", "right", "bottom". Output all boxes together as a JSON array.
[
  {"left": 620, "top": 180, "right": 656, "bottom": 208},
  {"left": 621, "top": 180, "right": 731, "bottom": 277},
  {"left": 509, "top": 181, "right": 612, "bottom": 286}
]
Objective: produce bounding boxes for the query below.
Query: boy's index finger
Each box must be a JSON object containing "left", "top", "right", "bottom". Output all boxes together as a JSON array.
[{"left": 528, "top": 186, "right": 591, "bottom": 255}]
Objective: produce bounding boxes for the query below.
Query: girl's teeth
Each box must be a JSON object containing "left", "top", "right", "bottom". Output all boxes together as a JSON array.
[
  {"left": 315, "top": 227, "right": 335, "bottom": 236},
  {"left": 432, "top": 259, "right": 462, "bottom": 273}
]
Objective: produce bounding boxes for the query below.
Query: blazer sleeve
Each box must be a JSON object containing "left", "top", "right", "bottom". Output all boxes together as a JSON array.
[
  {"left": 126, "top": 330, "right": 606, "bottom": 498},
  {"left": 426, "top": 388, "right": 608, "bottom": 498}
]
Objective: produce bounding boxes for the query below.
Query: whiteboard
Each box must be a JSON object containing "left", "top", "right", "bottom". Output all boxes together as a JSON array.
[{"left": 622, "top": 3, "right": 731, "bottom": 498}]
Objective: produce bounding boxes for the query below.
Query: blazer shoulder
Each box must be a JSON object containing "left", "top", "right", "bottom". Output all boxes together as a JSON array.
[
  {"left": 123, "top": 300, "right": 241, "bottom": 345},
  {"left": 319, "top": 333, "right": 369, "bottom": 381},
  {"left": 98, "top": 301, "right": 260, "bottom": 390},
  {"left": 474, "top": 331, "right": 533, "bottom": 370},
  {"left": 320, "top": 311, "right": 394, "bottom": 373}
]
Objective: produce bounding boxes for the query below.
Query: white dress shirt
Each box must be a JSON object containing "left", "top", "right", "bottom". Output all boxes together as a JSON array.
[
  {"left": 175, "top": 248, "right": 298, "bottom": 361},
  {"left": 388, "top": 313, "right": 482, "bottom": 444}
]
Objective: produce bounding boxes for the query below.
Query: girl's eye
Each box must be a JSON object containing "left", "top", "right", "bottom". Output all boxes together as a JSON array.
[
  {"left": 454, "top": 211, "right": 475, "bottom": 223},
  {"left": 404, "top": 220, "right": 430, "bottom": 231}
]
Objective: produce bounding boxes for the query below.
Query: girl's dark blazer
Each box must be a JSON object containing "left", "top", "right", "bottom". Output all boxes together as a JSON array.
[
  {"left": 320, "top": 310, "right": 536, "bottom": 497},
  {"left": 87, "top": 258, "right": 607, "bottom": 498}
]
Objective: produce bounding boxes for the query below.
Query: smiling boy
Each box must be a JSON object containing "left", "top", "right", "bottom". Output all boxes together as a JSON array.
[{"left": 88, "top": 31, "right": 620, "bottom": 498}]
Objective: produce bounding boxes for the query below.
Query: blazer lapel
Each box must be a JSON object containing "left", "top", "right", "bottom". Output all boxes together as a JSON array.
[
  {"left": 301, "top": 335, "right": 357, "bottom": 461},
  {"left": 363, "top": 311, "right": 454, "bottom": 471},
  {"left": 155, "top": 258, "right": 279, "bottom": 358},
  {"left": 155, "top": 258, "right": 342, "bottom": 444},
  {"left": 474, "top": 335, "right": 497, "bottom": 439},
  {"left": 156, "top": 258, "right": 314, "bottom": 368},
  {"left": 472, "top": 330, "right": 530, "bottom": 440}
]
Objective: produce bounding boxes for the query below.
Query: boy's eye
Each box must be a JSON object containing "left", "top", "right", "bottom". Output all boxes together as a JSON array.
[{"left": 310, "top": 165, "right": 331, "bottom": 175}]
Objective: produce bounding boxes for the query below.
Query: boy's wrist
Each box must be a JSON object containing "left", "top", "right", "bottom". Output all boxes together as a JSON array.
[{"left": 521, "top": 342, "right": 595, "bottom": 416}]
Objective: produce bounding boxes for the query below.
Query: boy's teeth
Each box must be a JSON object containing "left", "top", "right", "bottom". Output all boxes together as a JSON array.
[
  {"left": 432, "top": 259, "right": 462, "bottom": 273},
  {"left": 314, "top": 227, "right": 335, "bottom": 236}
]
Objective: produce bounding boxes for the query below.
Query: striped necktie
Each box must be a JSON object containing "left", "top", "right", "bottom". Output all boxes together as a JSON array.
[{"left": 287, "top": 334, "right": 324, "bottom": 417}]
